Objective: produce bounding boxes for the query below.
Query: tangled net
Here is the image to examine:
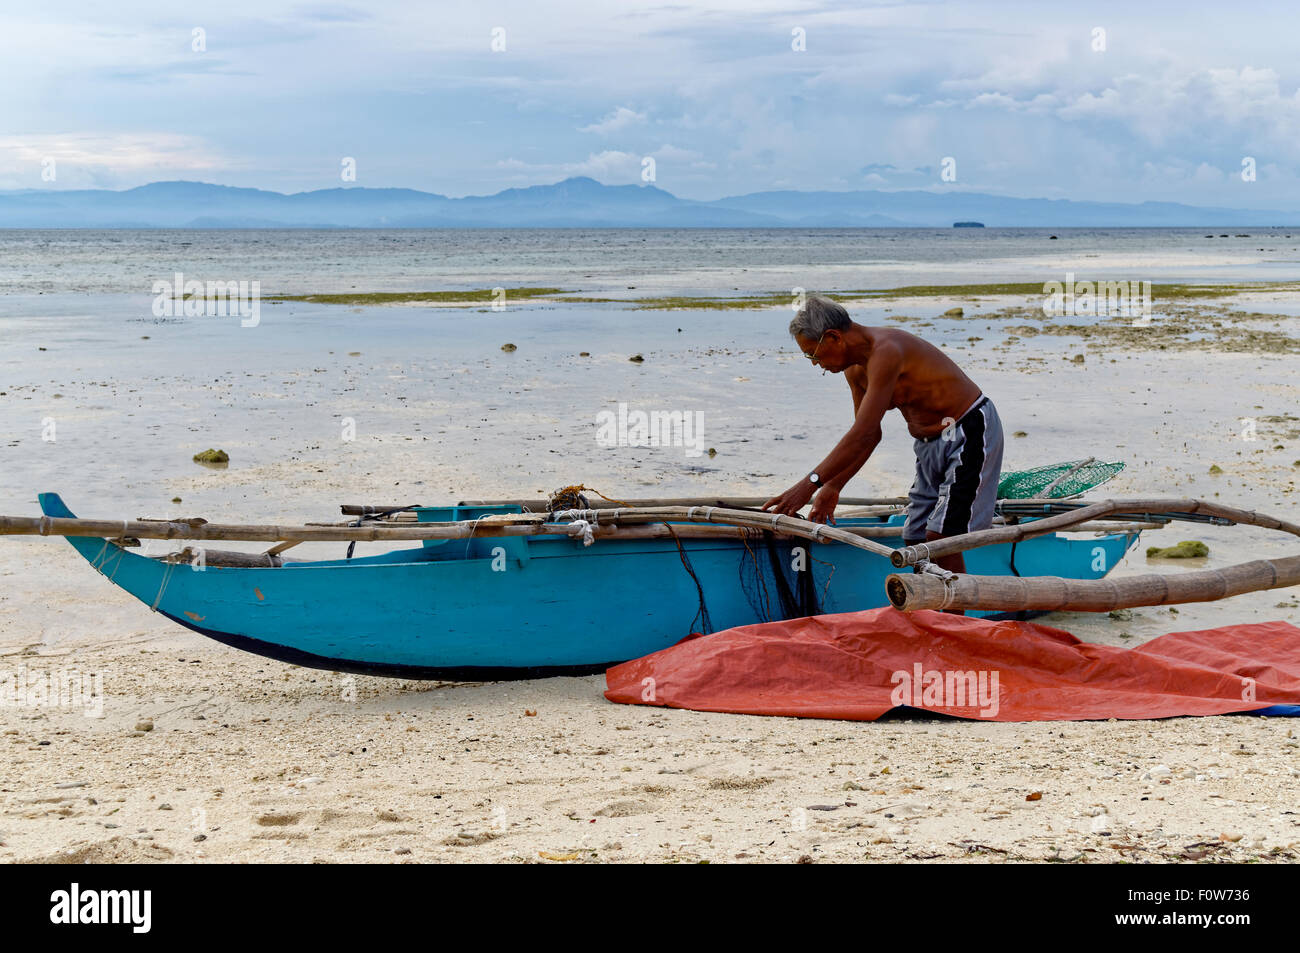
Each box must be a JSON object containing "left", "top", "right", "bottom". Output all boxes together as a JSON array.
[
  {"left": 996, "top": 458, "right": 1125, "bottom": 500},
  {"left": 546, "top": 484, "right": 631, "bottom": 512}
]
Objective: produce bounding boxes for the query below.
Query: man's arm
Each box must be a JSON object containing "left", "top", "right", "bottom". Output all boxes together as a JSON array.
[
  {"left": 811, "top": 344, "right": 900, "bottom": 488},
  {"left": 763, "top": 344, "right": 903, "bottom": 519},
  {"left": 847, "top": 367, "right": 867, "bottom": 416}
]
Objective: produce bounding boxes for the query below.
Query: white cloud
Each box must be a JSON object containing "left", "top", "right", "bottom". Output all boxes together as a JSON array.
[
  {"left": 578, "top": 106, "right": 647, "bottom": 134},
  {"left": 1060, "top": 67, "right": 1300, "bottom": 146},
  {"left": 0, "top": 133, "right": 231, "bottom": 188},
  {"left": 495, "top": 150, "right": 644, "bottom": 183}
]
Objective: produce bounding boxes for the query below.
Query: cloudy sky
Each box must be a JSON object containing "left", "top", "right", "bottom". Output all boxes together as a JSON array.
[{"left": 3, "top": 0, "right": 1298, "bottom": 206}]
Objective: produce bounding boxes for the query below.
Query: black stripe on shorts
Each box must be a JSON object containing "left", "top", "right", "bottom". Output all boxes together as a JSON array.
[{"left": 940, "top": 406, "right": 987, "bottom": 537}]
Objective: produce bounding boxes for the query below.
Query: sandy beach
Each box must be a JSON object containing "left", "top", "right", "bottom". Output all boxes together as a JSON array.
[{"left": 3, "top": 249, "right": 1300, "bottom": 863}]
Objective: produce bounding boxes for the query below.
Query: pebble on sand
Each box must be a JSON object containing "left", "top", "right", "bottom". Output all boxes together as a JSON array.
[
  {"left": 500, "top": 343, "right": 517, "bottom": 352},
  {"left": 134, "top": 720, "right": 154, "bottom": 732}
]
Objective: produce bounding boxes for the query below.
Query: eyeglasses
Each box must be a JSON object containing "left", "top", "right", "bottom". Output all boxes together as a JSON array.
[{"left": 803, "top": 334, "right": 826, "bottom": 363}]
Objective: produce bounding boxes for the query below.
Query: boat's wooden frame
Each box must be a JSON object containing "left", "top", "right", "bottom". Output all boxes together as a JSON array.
[
  {"left": 886, "top": 498, "right": 1300, "bottom": 612},
  {"left": 1, "top": 492, "right": 1145, "bottom": 679}
]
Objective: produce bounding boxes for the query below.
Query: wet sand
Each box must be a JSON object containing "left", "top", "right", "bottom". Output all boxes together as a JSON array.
[{"left": 2, "top": 288, "right": 1299, "bottom": 863}]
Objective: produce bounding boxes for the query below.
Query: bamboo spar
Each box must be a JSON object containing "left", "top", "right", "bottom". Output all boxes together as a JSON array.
[
  {"left": 881, "top": 497, "right": 1300, "bottom": 613},
  {"left": 887, "top": 555, "right": 1300, "bottom": 613},
  {"left": 889, "top": 498, "right": 1300, "bottom": 569},
  {"left": 0, "top": 506, "right": 895, "bottom": 557}
]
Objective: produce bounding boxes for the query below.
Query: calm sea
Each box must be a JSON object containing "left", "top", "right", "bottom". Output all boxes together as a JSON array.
[{"left": 3, "top": 227, "right": 1299, "bottom": 296}]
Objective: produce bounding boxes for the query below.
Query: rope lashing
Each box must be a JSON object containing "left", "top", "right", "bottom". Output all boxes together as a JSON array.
[
  {"left": 918, "top": 561, "right": 958, "bottom": 610},
  {"left": 567, "top": 519, "right": 596, "bottom": 546}
]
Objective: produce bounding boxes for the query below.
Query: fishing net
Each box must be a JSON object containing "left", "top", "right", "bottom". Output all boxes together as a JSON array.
[
  {"left": 996, "top": 458, "right": 1125, "bottom": 500},
  {"left": 736, "top": 531, "right": 822, "bottom": 624}
]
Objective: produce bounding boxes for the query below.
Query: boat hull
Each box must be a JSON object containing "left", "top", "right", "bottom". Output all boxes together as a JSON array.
[{"left": 38, "top": 493, "right": 1140, "bottom": 679}]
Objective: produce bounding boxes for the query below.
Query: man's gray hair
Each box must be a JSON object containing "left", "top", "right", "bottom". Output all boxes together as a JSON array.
[{"left": 789, "top": 295, "right": 851, "bottom": 340}]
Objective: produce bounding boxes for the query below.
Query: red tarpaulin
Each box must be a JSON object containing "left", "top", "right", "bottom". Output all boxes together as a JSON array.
[{"left": 604, "top": 608, "right": 1300, "bottom": 722}]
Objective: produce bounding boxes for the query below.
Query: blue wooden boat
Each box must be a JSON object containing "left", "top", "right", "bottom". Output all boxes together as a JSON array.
[{"left": 36, "top": 492, "right": 1141, "bottom": 680}]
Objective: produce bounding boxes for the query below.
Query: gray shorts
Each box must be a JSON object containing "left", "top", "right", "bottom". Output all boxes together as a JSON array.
[{"left": 902, "top": 395, "right": 1005, "bottom": 544}]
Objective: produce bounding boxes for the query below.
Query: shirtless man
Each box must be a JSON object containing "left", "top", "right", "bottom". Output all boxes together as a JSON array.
[{"left": 762, "top": 295, "right": 1004, "bottom": 575}]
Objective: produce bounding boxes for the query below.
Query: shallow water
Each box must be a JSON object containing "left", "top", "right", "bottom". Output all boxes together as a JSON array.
[{"left": 5, "top": 227, "right": 1300, "bottom": 297}]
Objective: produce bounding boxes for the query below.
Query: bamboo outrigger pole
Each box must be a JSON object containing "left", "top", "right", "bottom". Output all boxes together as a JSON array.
[
  {"left": 447, "top": 495, "right": 908, "bottom": 513},
  {"left": 889, "top": 498, "right": 1300, "bottom": 569},
  {"left": 886, "top": 497, "right": 1300, "bottom": 613},
  {"left": 0, "top": 506, "right": 897, "bottom": 558},
  {"left": 550, "top": 505, "right": 898, "bottom": 558},
  {"left": 887, "top": 555, "right": 1300, "bottom": 613}
]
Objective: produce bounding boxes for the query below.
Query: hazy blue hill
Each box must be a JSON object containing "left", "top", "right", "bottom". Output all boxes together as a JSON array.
[
  {"left": 0, "top": 178, "right": 1292, "bottom": 227},
  {"left": 707, "top": 188, "right": 1282, "bottom": 227}
]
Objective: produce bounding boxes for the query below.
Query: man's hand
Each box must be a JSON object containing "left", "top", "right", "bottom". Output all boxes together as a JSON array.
[
  {"left": 808, "top": 485, "right": 840, "bottom": 524},
  {"left": 761, "top": 479, "right": 816, "bottom": 517}
]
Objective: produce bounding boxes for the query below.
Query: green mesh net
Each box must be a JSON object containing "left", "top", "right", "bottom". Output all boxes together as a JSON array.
[{"left": 996, "top": 458, "right": 1125, "bottom": 500}]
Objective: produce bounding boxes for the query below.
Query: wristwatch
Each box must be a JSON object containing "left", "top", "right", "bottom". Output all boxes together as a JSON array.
[{"left": 808, "top": 472, "right": 820, "bottom": 485}]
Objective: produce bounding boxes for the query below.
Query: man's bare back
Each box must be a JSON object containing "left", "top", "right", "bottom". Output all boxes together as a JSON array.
[{"left": 842, "top": 327, "right": 983, "bottom": 440}]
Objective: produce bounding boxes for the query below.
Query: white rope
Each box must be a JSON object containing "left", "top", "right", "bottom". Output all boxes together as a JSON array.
[
  {"left": 567, "top": 519, "right": 595, "bottom": 546},
  {"left": 90, "top": 539, "right": 111, "bottom": 573},
  {"left": 151, "top": 560, "right": 177, "bottom": 612},
  {"left": 554, "top": 508, "right": 599, "bottom": 524},
  {"left": 919, "top": 561, "right": 956, "bottom": 581}
]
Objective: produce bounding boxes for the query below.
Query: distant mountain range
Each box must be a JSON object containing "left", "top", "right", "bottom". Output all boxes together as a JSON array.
[{"left": 0, "top": 177, "right": 1294, "bottom": 228}]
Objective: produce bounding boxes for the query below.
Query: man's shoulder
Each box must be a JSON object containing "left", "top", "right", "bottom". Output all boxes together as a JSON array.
[{"left": 867, "top": 326, "right": 918, "bottom": 348}]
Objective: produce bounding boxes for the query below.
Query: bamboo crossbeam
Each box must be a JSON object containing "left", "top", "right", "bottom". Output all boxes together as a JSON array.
[
  {"left": 0, "top": 513, "right": 584, "bottom": 543},
  {"left": 886, "top": 555, "right": 1300, "bottom": 613},
  {"left": 555, "top": 505, "right": 899, "bottom": 558},
  {"left": 0, "top": 508, "right": 893, "bottom": 554},
  {"left": 451, "top": 495, "right": 909, "bottom": 512},
  {"left": 1057, "top": 521, "right": 1166, "bottom": 534},
  {"left": 890, "top": 498, "right": 1300, "bottom": 568}
]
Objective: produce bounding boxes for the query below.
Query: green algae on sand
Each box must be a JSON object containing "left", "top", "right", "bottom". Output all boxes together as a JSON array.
[
  {"left": 1146, "top": 540, "right": 1210, "bottom": 559},
  {"left": 192, "top": 448, "right": 230, "bottom": 464},
  {"left": 270, "top": 288, "right": 567, "bottom": 306}
]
